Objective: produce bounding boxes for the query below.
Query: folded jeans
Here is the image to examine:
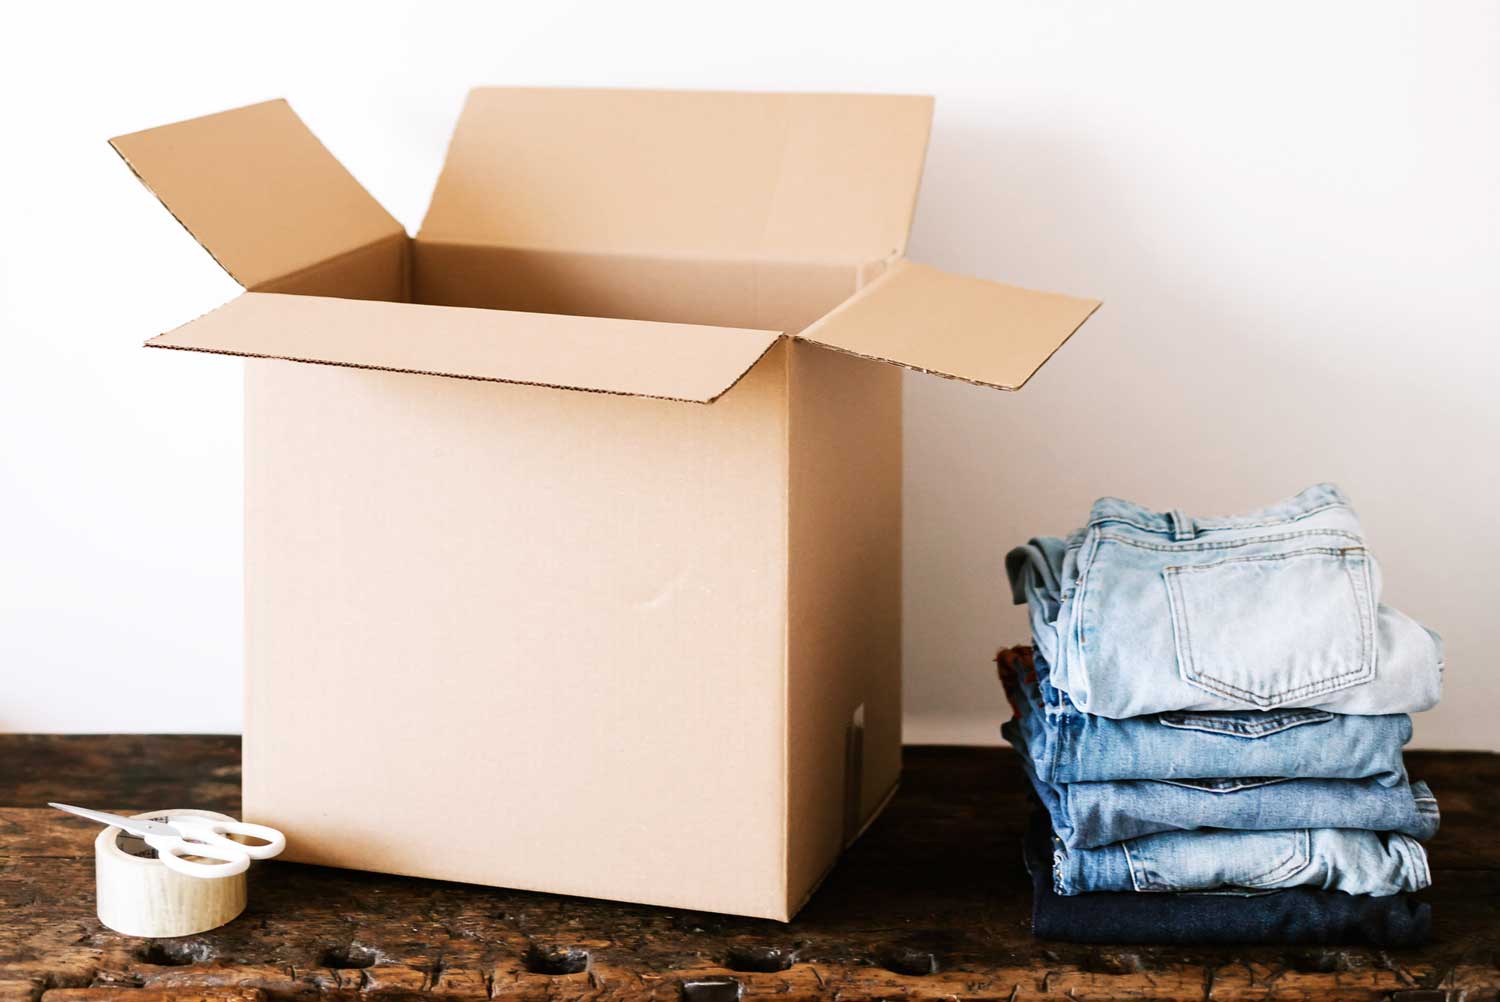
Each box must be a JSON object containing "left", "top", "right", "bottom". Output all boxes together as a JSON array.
[
  {"left": 1006, "top": 716, "right": 1437, "bottom": 848},
  {"left": 1006, "top": 484, "right": 1443, "bottom": 718},
  {"left": 1023, "top": 813, "right": 1431, "bottom": 946},
  {"left": 1045, "top": 819, "right": 1431, "bottom": 897},
  {"left": 997, "top": 646, "right": 1413, "bottom": 786},
  {"left": 1011, "top": 729, "right": 1432, "bottom": 895}
]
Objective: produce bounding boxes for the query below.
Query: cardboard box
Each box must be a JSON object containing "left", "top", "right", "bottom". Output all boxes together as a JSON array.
[{"left": 111, "top": 88, "right": 1099, "bottom": 920}]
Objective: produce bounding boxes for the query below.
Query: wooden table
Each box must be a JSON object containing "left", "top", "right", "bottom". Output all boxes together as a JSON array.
[{"left": 2, "top": 736, "right": 1497, "bottom": 1001}]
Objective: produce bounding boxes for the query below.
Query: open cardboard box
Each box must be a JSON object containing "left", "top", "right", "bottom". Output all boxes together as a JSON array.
[{"left": 112, "top": 88, "right": 1100, "bottom": 921}]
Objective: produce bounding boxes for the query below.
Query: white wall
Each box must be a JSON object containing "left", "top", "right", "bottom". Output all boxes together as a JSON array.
[{"left": 2, "top": 1, "right": 1495, "bottom": 747}]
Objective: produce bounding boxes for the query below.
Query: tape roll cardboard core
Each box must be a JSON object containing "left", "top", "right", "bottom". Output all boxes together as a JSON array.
[{"left": 94, "top": 808, "right": 248, "bottom": 938}]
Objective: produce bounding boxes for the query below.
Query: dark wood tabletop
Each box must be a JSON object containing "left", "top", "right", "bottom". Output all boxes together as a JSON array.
[{"left": 2, "top": 736, "right": 1497, "bottom": 1001}]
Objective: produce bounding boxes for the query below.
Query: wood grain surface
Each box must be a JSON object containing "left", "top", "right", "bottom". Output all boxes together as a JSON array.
[{"left": 1, "top": 736, "right": 1496, "bottom": 1001}]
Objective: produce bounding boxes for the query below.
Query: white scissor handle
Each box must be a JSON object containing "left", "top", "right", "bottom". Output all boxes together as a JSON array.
[
  {"left": 177, "top": 819, "right": 288, "bottom": 860},
  {"left": 145, "top": 832, "right": 251, "bottom": 879}
]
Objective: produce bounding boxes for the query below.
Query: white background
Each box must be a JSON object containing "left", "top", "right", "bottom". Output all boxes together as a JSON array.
[{"left": 2, "top": 1, "right": 1495, "bottom": 747}]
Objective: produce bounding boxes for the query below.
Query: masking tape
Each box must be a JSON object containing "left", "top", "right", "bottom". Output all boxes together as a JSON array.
[{"left": 94, "top": 808, "right": 247, "bottom": 938}]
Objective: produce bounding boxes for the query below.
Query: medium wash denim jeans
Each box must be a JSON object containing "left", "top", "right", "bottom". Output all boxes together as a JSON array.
[
  {"left": 1015, "top": 747, "right": 1433, "bottom": 896},
  {"left": 1004, "top": 717, "right": 1439, "bottom": 850},
  {"left": 997, "top": 646, "right": 1413, "bottom": 786},
  {"left": 1007, "top": 484, "right": 1443, "bottom": 718}
]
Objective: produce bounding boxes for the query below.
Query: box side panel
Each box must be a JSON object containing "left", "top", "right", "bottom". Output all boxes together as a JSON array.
[
  {"left": 413, "top": 242, "right": 856, "bottom": 335},
  {"left": 251, "top": 233, "right": 410, "bottom": 303},
  {"left": 784, "top": 341, "right": 903, "bottom": 913},
  {"left": 243, "top": 345, "right": 792, "bottom": 920}
]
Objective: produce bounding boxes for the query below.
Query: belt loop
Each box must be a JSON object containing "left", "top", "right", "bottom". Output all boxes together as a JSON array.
[{"left": 1168, "top": 509, "right": 1194, "bottom": 541}]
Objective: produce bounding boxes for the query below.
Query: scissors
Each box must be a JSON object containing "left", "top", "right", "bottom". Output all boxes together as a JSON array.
[{"left": 50, "top": 803, "right": 286, "bottom": 879}]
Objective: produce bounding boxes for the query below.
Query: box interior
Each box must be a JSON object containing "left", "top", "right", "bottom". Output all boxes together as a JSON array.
[
  {"left": 119, "top": 87, "right": 939, "bottom": 334},
  {"left": 258, "top": 231, "right": 867, "bottom": 338}
]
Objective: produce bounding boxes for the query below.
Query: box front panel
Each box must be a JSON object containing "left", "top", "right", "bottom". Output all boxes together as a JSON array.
[
  {"left": 243, "top": 346, "right": 790, "bottom": 919},
  {"left": 785, "top": 342, "right": 904, "bottom": 910}
]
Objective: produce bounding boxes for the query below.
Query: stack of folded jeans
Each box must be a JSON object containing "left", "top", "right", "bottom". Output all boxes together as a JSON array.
[{"left": 999, "top": 484, "right": 1444, "bottom": 946}]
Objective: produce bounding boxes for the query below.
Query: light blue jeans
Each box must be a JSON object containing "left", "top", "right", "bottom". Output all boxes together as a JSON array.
[
  {"left": 1004, "top": 718, "right": 1439, "bottom": 849},
  {"left": 998, "top": 645, "right": 1414, "bottom": 786},
  {"left": 1007, "top": 484, "right": 1443, "bottom": 718},
  {"left": 1047, "top": 823, "right": 1432, "bottom": 897}
]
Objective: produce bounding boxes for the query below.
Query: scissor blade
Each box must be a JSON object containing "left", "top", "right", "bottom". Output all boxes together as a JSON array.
[{"left": 48, "top": 803, "right": 179, "bottom": 838}]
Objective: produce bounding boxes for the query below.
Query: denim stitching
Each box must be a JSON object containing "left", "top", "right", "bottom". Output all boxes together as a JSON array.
[
  {"left": 1238, "top": 830, "right": 1313, "bottom": 889},
  {"left": 1094, "top": 527, "right": 1362, "bottom": 554},
  {"left": 1155, "top": 708, "right": 1335, "bottom": 738},
  {"left": 1355, "top": 551, "right": 1380, "bottom": 685},
  {"left": 1392, "top": 834, "right": 1431, "bottom": 890},
  {"left": 1193, "top": 498, "right": 1348, "bottom": 528},
  {"left": 1068, "top": 532, "right": 1106, "bottom": 694},
  {"left": 1121, "top": 840, "right": 1159, "bottom": 892},
  {"left": 1157, "top": 776, "right": 1294, "bottom": 794},
  {"left": 1123, "top": 830, "right": 1312, "bottom": 892},
  {"left": 1087, "top": 498, "right": 1350, "bottom": 533},
  {"left": 1050, "top": 712, "right": 1066, "bottom": 782},
  {"left": 1166, "top": 549, "right": 1376, "bottom": 707}
]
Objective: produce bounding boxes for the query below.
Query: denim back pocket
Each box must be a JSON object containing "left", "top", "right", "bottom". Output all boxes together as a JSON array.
[
  {"left": 1156, "top": 707, "right": 1335, "bottom": 738},
  {"left": 1163, "top": 547, "right": 1376, "bottom": 709},
  {"left": 1125, "top": 829, "right": 1312, "bottom": 892}
]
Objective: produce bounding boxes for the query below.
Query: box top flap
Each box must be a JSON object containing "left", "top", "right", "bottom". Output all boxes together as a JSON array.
[
  {"left": 147, "top": 293, "right": 783, "bottom": 404},
  {"left": 419, "top": 87, "right": 933, "bottom": 265},
  {"left": 110, "top": 100, "right": 405, "bottom": 289},
  {"left": 795, "top": 260, "right": 1102, "bottom": 391}
]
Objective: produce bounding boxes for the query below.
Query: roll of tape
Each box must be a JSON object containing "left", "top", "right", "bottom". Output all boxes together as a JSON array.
[{"left": 95, "top": 808, "right": 247, "bottom": 938}]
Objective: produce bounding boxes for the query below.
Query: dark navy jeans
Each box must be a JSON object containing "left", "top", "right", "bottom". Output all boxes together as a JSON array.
[{"left": 1024, "top": 814, "right": 1431, "bottom": 946}]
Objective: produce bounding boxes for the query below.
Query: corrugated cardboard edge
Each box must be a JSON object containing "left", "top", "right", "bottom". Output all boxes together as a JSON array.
[
  {"left": 795, "top": 261, "right": 1104, "bottom": 392},
  {"left": 797, "top": 303, "right": 1102, "bottom": 393},
  {"left": 144, "top": 297, "right": 788, "bottom": 406},
  {"left": 109, "top": 98, "right": 407, "bottom": 290},
  {"left": 1001, "top": 297, "right": 1103, "bottom": 391},
  {"left": 109, "top": 133, "right": 241, "bottom": 285},
  {"left": 779, "top": 348, "right": 794, "bottom": 921}
]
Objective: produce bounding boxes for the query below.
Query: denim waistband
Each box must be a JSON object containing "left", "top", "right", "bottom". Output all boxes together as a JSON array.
[{"left": 1085, "top": 483, "right": 1353, "bottom": 538}]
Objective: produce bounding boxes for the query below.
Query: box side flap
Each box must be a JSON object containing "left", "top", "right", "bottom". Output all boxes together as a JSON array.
[
  {"left": 419, "top": 88, "right": 933, "bottom": 265},
  {"left": 110, "top": 100, "right": 405, "bottom": 289},
  {"left": 147, "top": 293, "right": 783, "bottom": 404},
  {"left": 796, "top": 260, "right": 1102, "bottom": 391}
]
